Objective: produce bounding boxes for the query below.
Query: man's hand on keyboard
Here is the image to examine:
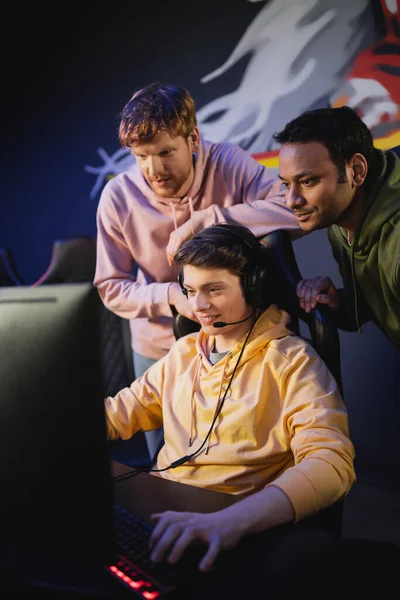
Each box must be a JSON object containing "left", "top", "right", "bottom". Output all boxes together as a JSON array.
[{"left": 149, "top": 510, "right": 242, "bottom": 571}]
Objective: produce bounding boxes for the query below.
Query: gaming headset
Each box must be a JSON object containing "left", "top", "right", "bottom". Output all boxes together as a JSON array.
[{"left": 178, "top": 223, "right": 270, "bottom": 309}]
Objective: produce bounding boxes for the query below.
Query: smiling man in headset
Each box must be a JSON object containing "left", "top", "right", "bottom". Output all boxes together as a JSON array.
[{"left": 105, "top": 223, "right": 355, "bottom": 592}]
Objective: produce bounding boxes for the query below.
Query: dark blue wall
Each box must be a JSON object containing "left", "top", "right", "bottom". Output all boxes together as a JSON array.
[{"left": 2, "top": 1, "right": 261, "bottom": 283}]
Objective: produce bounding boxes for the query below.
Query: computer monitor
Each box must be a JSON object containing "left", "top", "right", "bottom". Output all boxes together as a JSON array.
[{"left": 0, "top": 282, "right": 115, "bottom": 566}]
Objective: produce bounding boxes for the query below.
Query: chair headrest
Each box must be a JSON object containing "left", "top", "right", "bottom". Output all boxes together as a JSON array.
[{"left": 32, "top": 237, "right": 96, "bottom": 286}]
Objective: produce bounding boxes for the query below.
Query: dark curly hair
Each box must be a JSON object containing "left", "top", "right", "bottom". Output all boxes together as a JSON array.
[{"left": 273, "top": 106, "right": 378, "bottom": 181}]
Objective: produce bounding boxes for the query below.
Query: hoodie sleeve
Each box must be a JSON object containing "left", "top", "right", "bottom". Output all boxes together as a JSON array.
[
  {"left": 105, "top": 353, "right": 166, "bottom": 440},
  {"left": 174, "top": 160, "right": 303, "bottom": 241},
  {"left": 269, "top": 344, "right": 356, "bottom": 521},
  {"left": 94, "top": 186, "right": 172, "bottom": 320}
]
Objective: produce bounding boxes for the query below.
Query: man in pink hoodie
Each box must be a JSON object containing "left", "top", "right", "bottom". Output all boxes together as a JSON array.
[{"left": 94, "top": 82, "right": 299, "bottom": 458}]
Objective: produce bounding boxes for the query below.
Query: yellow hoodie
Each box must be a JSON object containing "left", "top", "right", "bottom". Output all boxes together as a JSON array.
[{"left": 105, "top": 305, "right": 355, "bottom": 521}]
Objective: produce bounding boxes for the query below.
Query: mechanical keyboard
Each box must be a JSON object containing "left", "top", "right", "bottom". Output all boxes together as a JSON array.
[{"left": 106, "top": 504, "right": 209, "bottom": 598}]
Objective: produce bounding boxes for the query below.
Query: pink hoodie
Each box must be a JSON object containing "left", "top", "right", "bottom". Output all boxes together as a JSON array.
[{"left": 94, "top": 135, "right": 299, "bottom": 360}]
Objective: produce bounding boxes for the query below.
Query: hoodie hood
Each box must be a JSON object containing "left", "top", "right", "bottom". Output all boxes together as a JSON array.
[
  {"left": 351, "top": 150, "right": 400, "bottom": 253},
  {"left": 186, "top": 305, "right": 293, "bottom": 454},
  {"left": 196, "top": 304, "right": 293, "bottom": 376}
]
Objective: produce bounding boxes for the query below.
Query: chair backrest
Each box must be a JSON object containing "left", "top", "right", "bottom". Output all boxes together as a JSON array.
[
  {"left": 31, "top": 236, "right": 135, "bottom": 397},
  {"left": 173, "top": 229, "right": 343, "bottom": 394},
  {"left": 392, "top": 145, "right": 400, "bottom": 158},
  {"left": 31, "top": 237, "right": 97, "bottom": 286},
  {"left": 260, "top": 230, "right": 343, "bottom": 394},
  {"left": 0, "top": 248, "right": 24, "bottom": 286}
]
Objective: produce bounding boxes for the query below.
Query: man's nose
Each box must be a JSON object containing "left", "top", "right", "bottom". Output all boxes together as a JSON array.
[
  {"left": 148, "top": 156, "right": 163, "bottom": 177},
  {"left": 285, "top": 185, "right": 304, "bottom": 210}
]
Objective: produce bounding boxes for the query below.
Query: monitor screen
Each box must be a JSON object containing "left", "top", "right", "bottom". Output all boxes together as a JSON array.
[{"left": 0, "top": 283, "right": 115, "bottom": 567}]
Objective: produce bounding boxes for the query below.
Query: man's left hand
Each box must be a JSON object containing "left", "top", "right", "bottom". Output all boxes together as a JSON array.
[
  {"left": 149, "top": 510, "right": 242, "bottom": 571},
  {"left": 166, "top": 221, "right": 196, "bottom": 266}
]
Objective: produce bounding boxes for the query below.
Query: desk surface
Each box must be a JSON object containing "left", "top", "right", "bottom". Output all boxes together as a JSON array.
[{"left": 111, "top": 461, "right": 241, "bottom": 522}]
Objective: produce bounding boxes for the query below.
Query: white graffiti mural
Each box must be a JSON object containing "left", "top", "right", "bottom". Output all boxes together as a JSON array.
[{"left": 84, "top": 0, "right": 400, "bottom": 199}]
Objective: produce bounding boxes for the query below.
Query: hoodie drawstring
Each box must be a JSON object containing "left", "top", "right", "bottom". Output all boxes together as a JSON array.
[
  {"left": 170, "top": 202, "right": 178, "bottom": 231},
  {"left": 349, "top": 241, "right": 364, "bottom": 335},
  {"left": 169, "top": 197, "right": 195, "bottom": 235},
  {"left": 184, "top": 317, "right": 258, "bottom": 462},
  {"left": 204, "top": 353, "right": 231, "bottom": 455},
  {"left": 188, "top": 351, "right": 231, "bottom": 452},
  {"left": 188, "top": 197, "right": 195, "bottom": 235},
  {"left": 188, "top": 354, "right": 202, "bottom": 447}
]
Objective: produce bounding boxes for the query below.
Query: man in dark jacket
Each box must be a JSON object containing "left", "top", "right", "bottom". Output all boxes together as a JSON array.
[{"left": 273, "top": 106, "right": 400, "bottom": 350}]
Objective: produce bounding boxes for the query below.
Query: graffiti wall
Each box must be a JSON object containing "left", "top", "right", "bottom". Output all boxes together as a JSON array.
[{"left": 84, "top": 0, "right": 400, "bottom": 200}]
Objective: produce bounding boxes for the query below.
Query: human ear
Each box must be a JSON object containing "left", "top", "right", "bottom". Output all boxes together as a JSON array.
[
  {"left": 189, "top": 127, "right": 200, "bottom": 153},
  {"left": 350, "top": 153, "right": 368, "bottom": 186}
]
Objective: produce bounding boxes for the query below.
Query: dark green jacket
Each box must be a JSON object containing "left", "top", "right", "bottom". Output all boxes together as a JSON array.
[{"left": 328, "top": 149, "right": 400, "bottom": 349}]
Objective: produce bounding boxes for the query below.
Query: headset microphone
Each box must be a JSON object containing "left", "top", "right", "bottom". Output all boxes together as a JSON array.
[{"left": 213, "top": 313, "right": 253, "bottom": 328}]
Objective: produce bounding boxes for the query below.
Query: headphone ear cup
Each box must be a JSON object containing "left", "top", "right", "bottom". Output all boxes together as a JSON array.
[
  {"left": 243, "top": 270, "right": 256, "bottom": 305},
  {"left": 254, "top": 248, "right": 271, "bottom": 309},
  {"left": 178, "top": 270, "right": 188, "bottom": 297}
]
